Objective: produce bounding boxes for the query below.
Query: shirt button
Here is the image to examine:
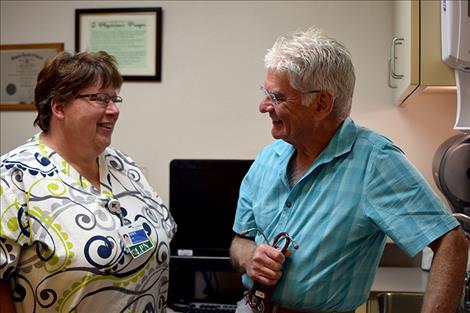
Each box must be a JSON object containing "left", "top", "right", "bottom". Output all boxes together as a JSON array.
[{"left": 286, "top": 201, "right": 292, "bottom": 208}]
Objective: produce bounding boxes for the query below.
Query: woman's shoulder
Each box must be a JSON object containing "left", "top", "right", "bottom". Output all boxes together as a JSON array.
[
  {"left": 1, "top": 135, "right": 39, "bottom": 159},
  {"left": 1, "top": 135, "right": 56, "bottom": 177}
]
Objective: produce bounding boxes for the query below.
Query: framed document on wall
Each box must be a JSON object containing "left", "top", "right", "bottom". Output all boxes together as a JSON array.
[
  {"left": 75, "top": 7, "right": 162, "bottom": 82},
  {"left": 0, "top": 43, "right": 64, "bottom": 111}
]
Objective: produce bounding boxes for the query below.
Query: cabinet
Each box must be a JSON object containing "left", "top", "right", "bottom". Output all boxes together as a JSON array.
[{"left": 390, "top": 0, "right": 455, "bottom": 106}]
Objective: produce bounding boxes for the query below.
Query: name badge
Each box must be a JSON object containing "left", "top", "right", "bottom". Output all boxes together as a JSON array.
[{"left": 118, "top": 222, "right": 154, "bottom": 259}]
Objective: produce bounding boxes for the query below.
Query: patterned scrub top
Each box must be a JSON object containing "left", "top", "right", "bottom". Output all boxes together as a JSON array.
[{"left": 0, "top": 134, "right": 177, "bottom": 313}]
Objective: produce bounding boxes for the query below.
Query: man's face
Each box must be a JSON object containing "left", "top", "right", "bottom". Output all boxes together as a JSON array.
[{"left": 259, "top": 70, "right": 318, "bottom": 146}]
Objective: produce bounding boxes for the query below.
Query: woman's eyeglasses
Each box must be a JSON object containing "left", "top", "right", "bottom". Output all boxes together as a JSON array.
[{"left": 77, "top": 93, "right": 123, "bottom": 108}]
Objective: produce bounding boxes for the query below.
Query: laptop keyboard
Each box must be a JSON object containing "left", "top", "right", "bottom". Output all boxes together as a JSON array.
[{"left": 186, "top": 302, "right": 237, "bottom": 313}]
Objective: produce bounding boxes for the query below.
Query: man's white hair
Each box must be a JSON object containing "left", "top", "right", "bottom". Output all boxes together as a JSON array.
[{"left": 264, "top": 27, "right": 355, "bottom": 119}]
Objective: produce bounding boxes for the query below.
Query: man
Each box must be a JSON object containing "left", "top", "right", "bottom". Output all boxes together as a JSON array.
[{"left": 230, "top": 27, "right": 468, "bottom": 313}]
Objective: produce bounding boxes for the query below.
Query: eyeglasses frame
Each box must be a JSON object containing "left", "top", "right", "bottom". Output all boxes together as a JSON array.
[
  {"left": 259, "top": 85, "right": 321, "bottom": 106},
  {"left": 76, "top": 93, "right": 123, "bottom": 108}
]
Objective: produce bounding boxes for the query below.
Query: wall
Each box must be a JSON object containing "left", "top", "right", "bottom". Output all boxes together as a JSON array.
[{"left": 0, "top": 0, "right": 459, "bottom": 205}]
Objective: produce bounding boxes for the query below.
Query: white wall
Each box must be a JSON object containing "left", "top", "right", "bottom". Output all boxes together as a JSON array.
[{"left": 0, "top": 0, "right": 458, "bottom": 204}]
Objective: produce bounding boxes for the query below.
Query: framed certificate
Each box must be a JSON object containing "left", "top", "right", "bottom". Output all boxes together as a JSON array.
[
  {"left": 0, "top": 43, "right": 64, "bottom": 111},
  {"left": 75, "top": 7, "right": 162, "bottom": 82}
]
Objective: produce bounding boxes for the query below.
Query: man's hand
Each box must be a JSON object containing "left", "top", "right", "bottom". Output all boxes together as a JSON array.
[
  {"left": 230, "top": 235, "right": 286, "bottom": 286},
  {"left": 246, "top": 243, "right": 286, "bottom": 286}
]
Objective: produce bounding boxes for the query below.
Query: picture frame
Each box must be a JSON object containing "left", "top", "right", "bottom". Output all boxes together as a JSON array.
[
  {"left": 0, "top": 43, "right": 64, "bottom": 111},
  {"left": 75, "top": 7, "right": 162, "bottom": 82}
]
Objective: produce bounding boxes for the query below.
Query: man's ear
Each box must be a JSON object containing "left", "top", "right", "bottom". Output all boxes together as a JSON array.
[
  {"left": 50, "top": 98, "right": 65, "bottom": 120},
  {"left": 314, "top": 91, "right": 334, "bottom": 116}
]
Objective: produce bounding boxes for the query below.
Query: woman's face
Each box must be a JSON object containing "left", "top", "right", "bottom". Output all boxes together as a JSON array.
[{"left": 61, "top": 85, "right": 120, "bottom": 156}]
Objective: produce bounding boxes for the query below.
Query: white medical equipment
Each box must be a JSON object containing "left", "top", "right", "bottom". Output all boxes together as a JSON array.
[{"left": 441, "top": 0, "right": 470, "bottom": 131}]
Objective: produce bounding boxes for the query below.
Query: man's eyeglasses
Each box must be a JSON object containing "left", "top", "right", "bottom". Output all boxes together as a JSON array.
[
  {"left": 77, "top": 93, "right": 123, "bottom": 108},
  {"left": 259, "top": 85, "right": 321, "bottom": 106}
]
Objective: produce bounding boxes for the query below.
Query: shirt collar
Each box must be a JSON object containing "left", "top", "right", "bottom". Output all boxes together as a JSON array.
[
  {"left": 273, "top": 117, "right": 358, "bottom": 168},
  {"left": 316, "top": 117, "right": 358, "bottom": 166}
]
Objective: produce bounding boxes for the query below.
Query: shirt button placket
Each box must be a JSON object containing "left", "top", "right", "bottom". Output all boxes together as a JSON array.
[{"left": 278, "top": 200, "right": 292, "bottom": 230}]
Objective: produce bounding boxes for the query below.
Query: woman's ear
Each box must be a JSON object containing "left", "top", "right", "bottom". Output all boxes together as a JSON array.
[{"left": 50, "top": 98, "right": 65, "bottom": 120}]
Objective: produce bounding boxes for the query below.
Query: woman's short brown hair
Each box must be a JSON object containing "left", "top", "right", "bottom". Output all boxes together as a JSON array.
[{"left": 33, "top": 51, "right": 123, "bottom": 132}]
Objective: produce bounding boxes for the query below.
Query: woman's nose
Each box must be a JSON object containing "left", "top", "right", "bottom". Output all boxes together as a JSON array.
[{"left": 106, "top": 101, "right": 120, "bottom": 115}]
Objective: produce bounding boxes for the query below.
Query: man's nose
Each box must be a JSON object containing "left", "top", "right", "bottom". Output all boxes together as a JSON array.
[{"left": 259, "top": 97, "right": 274, "bottom": 113}]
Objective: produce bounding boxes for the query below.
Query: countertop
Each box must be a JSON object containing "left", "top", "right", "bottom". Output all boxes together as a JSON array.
[{"left": 371, "top": 266, "right": 428, "bottom": 293}]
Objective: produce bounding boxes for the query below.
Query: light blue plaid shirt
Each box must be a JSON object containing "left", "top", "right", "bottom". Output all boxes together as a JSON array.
[{"left": 233, "top": 118, "right": 458, "bottom": 311}]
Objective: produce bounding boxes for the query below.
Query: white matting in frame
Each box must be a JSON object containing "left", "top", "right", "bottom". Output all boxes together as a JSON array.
[{"left": 75, "top": 8, "right": 162, "bottom": 82}]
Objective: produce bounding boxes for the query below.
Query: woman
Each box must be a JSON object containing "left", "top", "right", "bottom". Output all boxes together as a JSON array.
[{"left": 0, "top": 51, "right": 176, "bottom": 313}]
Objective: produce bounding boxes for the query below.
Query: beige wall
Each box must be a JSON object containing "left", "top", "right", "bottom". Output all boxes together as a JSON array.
[{"left": 0, "top": 0, "right": 458, "bottom": 204}]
